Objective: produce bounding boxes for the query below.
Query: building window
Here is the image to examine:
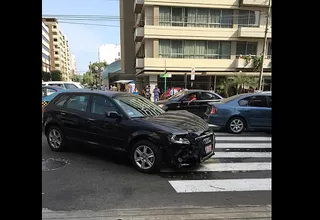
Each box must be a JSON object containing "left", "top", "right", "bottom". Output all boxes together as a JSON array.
[
  {"left": 159, "top": 40, "right": 231, "bottom": 59},
  {"left": 159, "top": 6, "right": 233, "bottom": 28},
  {"left": 238, "top": 10, "right": 260, "bottom": 27},
  {"left": 55, "top": 64, "right": 60, "bottom": 67},
  {"left": 53, "top": 38, "right": 57, "bottom": 42},
  {"left": 267, "top": 41, "right": 272, "bottom": 58},
  {"left": 55, "top": 51, "right": 58, "bottom": 55},
  {"left": 42, "top": 43, "right": 50, "bottom": 53},
  {"left": 53, "top": 25, "right": 57, "bottom": 28},
  {"left": 236, "top": 42, "right": 258, "bottom": 57},
  {"left": 42, "top": 26, "right": 49, "bottom": 34},
  {"left": 42, "top": 53, "right": 50, "bottom": 60}
]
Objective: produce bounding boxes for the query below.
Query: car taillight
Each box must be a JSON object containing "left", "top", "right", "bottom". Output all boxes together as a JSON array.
[{"left": 210, "top": 107, "right": 218, "bottom": 115}]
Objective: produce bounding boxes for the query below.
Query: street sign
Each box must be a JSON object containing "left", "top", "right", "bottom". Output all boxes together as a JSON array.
[
  {"left": 160, "top": 72, "right": 172, "bottom": 78},
  {"left": 191, "top": 67, "right": 195, "bottom": 80}
]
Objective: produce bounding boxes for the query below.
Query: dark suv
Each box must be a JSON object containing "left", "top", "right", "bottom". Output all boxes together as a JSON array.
[{"left": 43, "top": 90, "right": 215, "bottom": 173}]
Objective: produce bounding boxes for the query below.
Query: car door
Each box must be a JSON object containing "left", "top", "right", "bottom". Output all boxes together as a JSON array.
[
  {"left": 177, "top": 92, "right": 198, "bottom": 113},
  {"left": 241, "top": 95, "right": 271, "bottom": 128},
  {"left": 86, "top": 95, "right": 125, "bottom": 149},
  {"left": 54, "top": 94, "right": 91, "bottom": 142}
]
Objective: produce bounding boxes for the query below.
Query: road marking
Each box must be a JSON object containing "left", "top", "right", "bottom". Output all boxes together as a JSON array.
[
  {"left": 214, "top": 152, "right": 271, "bottom": 158},
  {"left": 161, "top": 162, "right": 271, "bottom": 173},
  {"left": 216, "top": 143, "right": 271, "bottom": 149},
  {"left": 216, "top": 136, "right": 271, "bottom": 141},
  {"left": 169, "top": 178, "right": 271, "bottom": 193}
]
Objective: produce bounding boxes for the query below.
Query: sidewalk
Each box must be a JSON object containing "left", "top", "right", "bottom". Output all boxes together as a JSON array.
[{"left": 42, "top": 205, "right": 271, "bottom": 220}]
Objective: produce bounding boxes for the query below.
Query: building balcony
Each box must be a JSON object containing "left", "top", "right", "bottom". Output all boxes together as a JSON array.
[
  {"left": 238, "top": 26, "right": 271, "bottom": 38},
  {"left": 240, "top": 0, "right": 271, "bottom": 7},
  {"left": 144, "top": 0, "right": 239, "bottom": 8},
  {"left": 134, "top": 0, "right": 144, "bottom": 13},
  {"left": 135, "top": 27, "right": 144, "bottom": 42},
  {"left": 235, "top": 57, "right": 272, "bottom": 68},
  {"left": 144, "top": 25, "right": 237, "bottom": 40},
  {"left": 136, "top": 58, "right": 144, "bottom": 69},
  {"left": 144, "top": 58, "right": 235, "bottom": 71},
  {"left": 135, "top": 13, "right": 144, "bottom": 27}
]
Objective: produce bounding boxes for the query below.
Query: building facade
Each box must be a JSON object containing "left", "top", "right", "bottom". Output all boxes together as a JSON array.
[
  {"left": 43, "top": 18, "right": 72, "bottom": 81},
  {"left": 70, "top": 54, "right": 78, "bottom": 76},
  {"left": 42, "top": 22, "right": 51, "bottom": 73},
  {"left": 132, "top": 0, "right": 272, "bottom": 92},
  {"left": 98, "top": 44, "right": 121, "bottom": 64}
]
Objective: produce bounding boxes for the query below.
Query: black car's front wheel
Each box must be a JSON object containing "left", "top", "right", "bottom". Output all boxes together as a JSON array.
[
  {"left": 131, "top": 140, "right": 163, "bottom": 174},
  {"left": 47, "top": 126, "right": 66, "bottom": 152}
]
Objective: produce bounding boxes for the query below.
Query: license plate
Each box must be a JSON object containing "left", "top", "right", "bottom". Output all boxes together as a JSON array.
[{"left": 205, "top": 145, "right": 213, "bottom": 154}]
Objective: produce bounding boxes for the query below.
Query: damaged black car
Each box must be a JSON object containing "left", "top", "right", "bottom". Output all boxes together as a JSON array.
[{"left": 43, "top": 90, "right": 216, "bottom": 173}]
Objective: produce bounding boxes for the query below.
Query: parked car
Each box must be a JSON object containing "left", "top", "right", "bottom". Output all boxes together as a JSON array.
[
  {"left": 42, "top": 81, "right": 84, "bottom": 89},
  {"left": 155, "top": 90, "right": 223, "bottom": 118},
  {"left": 43, "top": 90, "right": 216, "bottom": 173},
  {"left": 42, "top": 86, "right": 65, "bottom": 97},
  {"left": 204, "top": 93, "right": 271, "bottom": 134}
]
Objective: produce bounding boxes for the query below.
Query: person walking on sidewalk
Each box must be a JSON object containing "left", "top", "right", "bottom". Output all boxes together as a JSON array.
[{"left": 153, "top": 85, "right": 160, "bottom": 102}]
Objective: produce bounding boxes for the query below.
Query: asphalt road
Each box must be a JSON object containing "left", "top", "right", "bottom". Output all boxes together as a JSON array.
[{"left": 42, "top": 131, "right": 271, "bottom": 211}]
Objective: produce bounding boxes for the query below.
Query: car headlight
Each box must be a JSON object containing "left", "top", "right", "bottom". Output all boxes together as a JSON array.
[
  {"left": 158, "top": 104, "right": 164, "bottom": 108},
  {"left": 170, "top": 135, "right": 190, "bottom": 145}
]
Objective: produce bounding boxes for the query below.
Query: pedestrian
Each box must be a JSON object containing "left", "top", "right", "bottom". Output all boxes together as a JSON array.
[
  {"left": 143, "top": 85, "right": 151, "bottom": 100},
  {"left": 133, "top": 88, "right": 139, "bottom": 95},
  {"left": 153, "top": 85, "right": 160, "bottom": 102}
]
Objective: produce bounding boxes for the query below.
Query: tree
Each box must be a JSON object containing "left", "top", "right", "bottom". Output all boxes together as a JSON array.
[
  {"left": 227, "top": 73, "right": 258, "bottom": 94},
  {"left": 89, "top": 61, "right": 108, "bottom": 72},
  {"left": 50, "top": 70, "right": 62, "bottom": 81},
  {"left": 82, "top": 71, "right": 93, "bottom": 85},
  {"left": 217, "top": 77, "right": 235, "bottom": 98},
  {"left": 42, "top": 71, "right": 51, "bottom": 81},
  {"left": 72, "top": 74, "right": 82, "bottom": 82}
]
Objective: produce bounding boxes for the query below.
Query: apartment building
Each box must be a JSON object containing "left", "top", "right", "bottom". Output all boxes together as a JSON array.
[
  {"left": 131, "top": 0, "right": 272, "bottom": 91},
  {"left": 42, "top": 22, "right": 51, "bottom": 73},
  {"left": 42, "top": 18, "right": 72, "bottom": 81},
  {"left": 70, "top": 54, "right": 78, "bottom": 76}
]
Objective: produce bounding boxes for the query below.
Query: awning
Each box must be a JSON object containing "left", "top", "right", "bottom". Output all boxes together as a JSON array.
[{"left": 114, "top": 80, "right": 134, "bottom": 84}]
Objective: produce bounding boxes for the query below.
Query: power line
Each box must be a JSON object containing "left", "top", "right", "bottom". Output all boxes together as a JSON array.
[{"left": 59, "top": 21, "right": 119, "bottom": 27}]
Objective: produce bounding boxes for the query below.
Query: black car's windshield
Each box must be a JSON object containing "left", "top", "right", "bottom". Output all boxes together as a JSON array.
[
  {"left": 114, "top": 95, "right": 165, "bottom": 118},
  {"left": 168, "top": 90, "right": 186, "bottom": 100}
]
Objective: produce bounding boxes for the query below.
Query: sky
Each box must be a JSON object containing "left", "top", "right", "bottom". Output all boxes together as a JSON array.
[{"left": 42, "top": 0, "right": 120, "bottom": 74}]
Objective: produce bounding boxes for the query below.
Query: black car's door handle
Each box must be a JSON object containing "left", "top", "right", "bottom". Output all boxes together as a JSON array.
[
  {"left": 60, "top": 112, "right": 66, "bottom": 115},
  {"left": 87, "top": 118, "right": 95, "bottom": 122}
]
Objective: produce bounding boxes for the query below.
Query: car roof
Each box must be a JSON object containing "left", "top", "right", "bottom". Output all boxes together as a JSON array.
[{"left": 55, "top": 89, "right": 135, "bottom": 98}]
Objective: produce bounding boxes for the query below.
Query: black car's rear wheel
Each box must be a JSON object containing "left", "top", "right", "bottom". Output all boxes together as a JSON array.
[
  {"left": 47, "top": 126, "right": 66, "bottom": 152},
  {"left": 131, "top": 140, "right": 163, "bottom": 174},
  {"left": 227, "top": 117, "right": 246, "bottom": 134}
]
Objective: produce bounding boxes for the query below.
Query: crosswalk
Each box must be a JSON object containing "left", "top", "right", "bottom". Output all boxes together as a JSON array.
[{"left": 160, "top": 132, "right": 272, "bottom": 193}]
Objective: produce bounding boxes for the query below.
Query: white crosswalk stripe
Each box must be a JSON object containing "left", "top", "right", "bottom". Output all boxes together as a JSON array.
[{"left": 163, "top": 132, "right": 272, "bottom": 193}]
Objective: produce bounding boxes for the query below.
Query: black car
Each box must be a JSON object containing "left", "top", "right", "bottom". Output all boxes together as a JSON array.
[
  {"left": 155, "top": 90, "right": 223, "bottom": 118},
  {"left": 43, "top": 90, "right": 216, "bottom": 173}
]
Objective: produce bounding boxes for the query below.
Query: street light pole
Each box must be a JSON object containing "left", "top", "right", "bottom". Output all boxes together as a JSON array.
[{"left": 258, "top": 0, "right": 271, "bottom": 91}]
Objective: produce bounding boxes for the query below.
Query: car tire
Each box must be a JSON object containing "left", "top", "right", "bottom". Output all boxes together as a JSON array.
[
  {"left": 46, "top": 126, "right": 66, "bottom": 152},
  {"left": 131, "top": 140, "right": 163, "bottom": 174},
  {"left": 227, "top": 117, "right": 246, "bottom": 134}
]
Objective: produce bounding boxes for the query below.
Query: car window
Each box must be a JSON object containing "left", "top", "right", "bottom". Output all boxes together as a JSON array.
[
  {"left": 42, "top": 88, "right": 47, "bottom": 97},
  {"left": 248, "top": 96, "right": 268, "bottom": 108},
  {"left": 181, "top": 92, "right": 199, "bottom": 101},
  {"left": 49, "top": 83, "right": 65, "bottom": 88},
  {"left": 238, "top": 97, "right": 251, "bottom": 106},
  {"left": 200, "top": 92, "right": 220, "bottom": 100},
  {"left": 64, "top": 95, "right": 89, "bottom": 112},
  {"left": 91, "top": 95, "right": 117, "bottom": 115},
  {"left": 47, "top": 88, "right": 56, "bottom": 96},
  {"left": 54, "top": 95, "right": 70, "bottom": 107},
  {"left": 65, "top": 83, "right": 78, "bottom": 89}
]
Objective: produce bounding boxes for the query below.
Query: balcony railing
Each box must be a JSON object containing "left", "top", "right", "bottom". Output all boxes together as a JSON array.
[
  {"left": 136, "top": 58, "right": 144, "bottom": 69},
  {"left": 240, "top": 0, "right": 271, "bottom": 7}
]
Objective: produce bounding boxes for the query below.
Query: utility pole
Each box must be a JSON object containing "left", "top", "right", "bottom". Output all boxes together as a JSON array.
[{"left": 258, "top": 0, "right": 271, "bottom": 91}]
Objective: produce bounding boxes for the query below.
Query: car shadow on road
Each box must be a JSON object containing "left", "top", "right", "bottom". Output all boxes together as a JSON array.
[{"left": 65, "top": 143, "right": 133, "bottom": 167}]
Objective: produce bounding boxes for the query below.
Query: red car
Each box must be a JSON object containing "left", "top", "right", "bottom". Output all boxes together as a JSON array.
[{"left": 160, "top": 87, "right": 183, "bottom": 100}]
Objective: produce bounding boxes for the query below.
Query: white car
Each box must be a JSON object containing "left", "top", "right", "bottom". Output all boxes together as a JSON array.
[{"left": 42, "top": 81, "right": 84, "bottom": 89}]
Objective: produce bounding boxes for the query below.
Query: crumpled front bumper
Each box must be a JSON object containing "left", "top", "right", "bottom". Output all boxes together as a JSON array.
[{"left": 165, "top": 132, "right": 216, "bottom": 167}]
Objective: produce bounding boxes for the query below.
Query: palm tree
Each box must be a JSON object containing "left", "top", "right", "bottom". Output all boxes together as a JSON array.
[
  {"left": 217, "top": 78, "right": 235, "bottom": 97},
  {"left": 228, "top": 73, "right": 260, "bottom": 94}
]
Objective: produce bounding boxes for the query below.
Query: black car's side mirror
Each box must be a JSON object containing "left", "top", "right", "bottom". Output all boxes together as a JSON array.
[{"left": 106, "top": 111, "right": 121, "bottom": 118}]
